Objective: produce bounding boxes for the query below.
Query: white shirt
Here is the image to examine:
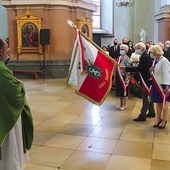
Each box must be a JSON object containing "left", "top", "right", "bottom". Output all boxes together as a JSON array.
[{"left": 154, "top": 56, "right": 170, "bottom": 85}]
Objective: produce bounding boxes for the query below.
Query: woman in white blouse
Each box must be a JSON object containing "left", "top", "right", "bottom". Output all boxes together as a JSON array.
[{"left": 149, "top": 45, "right": 170, "bottom": 129}]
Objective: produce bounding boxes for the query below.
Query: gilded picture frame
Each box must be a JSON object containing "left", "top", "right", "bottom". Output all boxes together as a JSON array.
[
  {"left": 16, "top": 7, "right": 42, "bottom": 54},
  {"left": 77, "top": 17, "right": 92, "bottom": 39}
]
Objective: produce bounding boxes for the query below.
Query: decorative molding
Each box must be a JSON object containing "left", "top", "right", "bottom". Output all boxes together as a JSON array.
[
  {"left": 116, "top": 0, "right": 133, "bottom": 7},
  {"left": 93, "top": 28, "right": 108, "bottom": 34},
  {"left": 2, "top": 0, "right": 97, "bottom": 12},
  {"left": 154, "top": 5, "right": 170, "bottom": 20}
]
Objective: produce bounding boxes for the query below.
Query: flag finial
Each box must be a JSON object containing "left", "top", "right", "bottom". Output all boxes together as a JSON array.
[{"left": 67, "top": 19, "right": 77, "bottom": 30}]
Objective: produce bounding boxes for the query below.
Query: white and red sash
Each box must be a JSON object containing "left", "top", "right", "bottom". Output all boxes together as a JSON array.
[
  {"left": 139, "top": 72, "right": 152, "bottom": 97},
  {"left": 117, "top": 56, "right": 129, "bottom": 96},
  {"left": 150, "top": 59, "right": 166, "bottom": 106}
]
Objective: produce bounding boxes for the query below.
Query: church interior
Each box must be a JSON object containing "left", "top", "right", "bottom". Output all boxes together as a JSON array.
[{"left": 1, "top": 0, "right": 170, "bottom": 169}]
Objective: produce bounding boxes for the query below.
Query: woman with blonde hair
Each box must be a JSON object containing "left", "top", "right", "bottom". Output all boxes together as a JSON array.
[{"left": 149, "top": 45, "right": 170, "bottom": 128}]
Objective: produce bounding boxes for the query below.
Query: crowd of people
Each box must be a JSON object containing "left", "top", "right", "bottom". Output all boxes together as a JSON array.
[
  {"left": 0, "top": 34, "right": 170, "bottom": 169},
  {"left": 102, "top": 38, "right": 170, "bottom": 129}
]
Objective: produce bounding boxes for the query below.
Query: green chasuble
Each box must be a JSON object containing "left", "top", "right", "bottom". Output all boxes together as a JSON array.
[{"left": 0, "top": 61, "right": 34, "bottom": 157}]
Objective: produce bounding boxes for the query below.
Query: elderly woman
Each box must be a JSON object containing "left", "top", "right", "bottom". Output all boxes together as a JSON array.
[
  {"left": 115, "top": 44, "right": 131, "bottom": 110},
  {"left": 149, "top": 45, "right": 170, "bottom": 129}
]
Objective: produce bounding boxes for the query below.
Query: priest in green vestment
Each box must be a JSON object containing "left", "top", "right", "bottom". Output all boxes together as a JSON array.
[{"left": 0, "top": 39, "right": 34, "bottom": 169}]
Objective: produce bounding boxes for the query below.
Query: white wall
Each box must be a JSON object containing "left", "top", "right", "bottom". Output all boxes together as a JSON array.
[
  {"left": 101, "top": 0, "right": 113, "bottom": 34},
  {"left": 114, "top": 4, "right": 130, "bottom": 43},
  {"left": 113, "top": 0, "right": 161, "bottom": 44},
  {"left": 153, "top": 0, "right": 162, "bottom": 44}
]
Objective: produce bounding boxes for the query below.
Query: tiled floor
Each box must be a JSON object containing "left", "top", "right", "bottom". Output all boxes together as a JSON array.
[{"left": 24, "top": 78, "right": 170, "bottom": 170}]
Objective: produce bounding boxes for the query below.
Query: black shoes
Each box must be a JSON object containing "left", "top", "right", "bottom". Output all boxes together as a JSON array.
[
  {"left": 146, "top": 113, "right": 155, "bottom": 118},
  {"left": 134, "top": 113, "right": 155, "bottom": 122},
  {"left": 153, "top": 119, "right": 162, "bottom": 128},
  {"left": 153, "top": 119, "right": 167, "bottom": 129},
  {"left": 158, "top": 120, "right": 167, "bottom": 129},
  {"left": 133, "top": 117, "right": 146, "bottom": 121}
]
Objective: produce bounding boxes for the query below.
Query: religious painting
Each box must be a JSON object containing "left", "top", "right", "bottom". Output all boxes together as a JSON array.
[
  {"left": 77, "top": 17, "right": 92, "bottom": 39},
  {"left": 81, "top": 24, "right": 89, "bottom": 37},
  {"left": 22, "top": 23, "right": 38, "bottom": 47},
  {"left": 16, "top": 6, "right": 42, "bottom": 54}
]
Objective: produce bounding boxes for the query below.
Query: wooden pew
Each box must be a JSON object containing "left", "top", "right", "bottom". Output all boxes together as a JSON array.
[{"left": 12, "top": 69, "right": 42, "bottom": 80}]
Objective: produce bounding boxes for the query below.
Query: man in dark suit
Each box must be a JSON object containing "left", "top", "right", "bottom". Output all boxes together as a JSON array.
[
  {"left": 109, "top": 39, "right": 120, "bottom": 59},
  {"left": 120, "top": 42, "right": 155, "bottom": 121}
]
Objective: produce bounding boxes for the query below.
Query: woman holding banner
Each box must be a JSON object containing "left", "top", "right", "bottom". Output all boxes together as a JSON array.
[{"left": 149, "top": 45, "right": 170, "bottom": 129}]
